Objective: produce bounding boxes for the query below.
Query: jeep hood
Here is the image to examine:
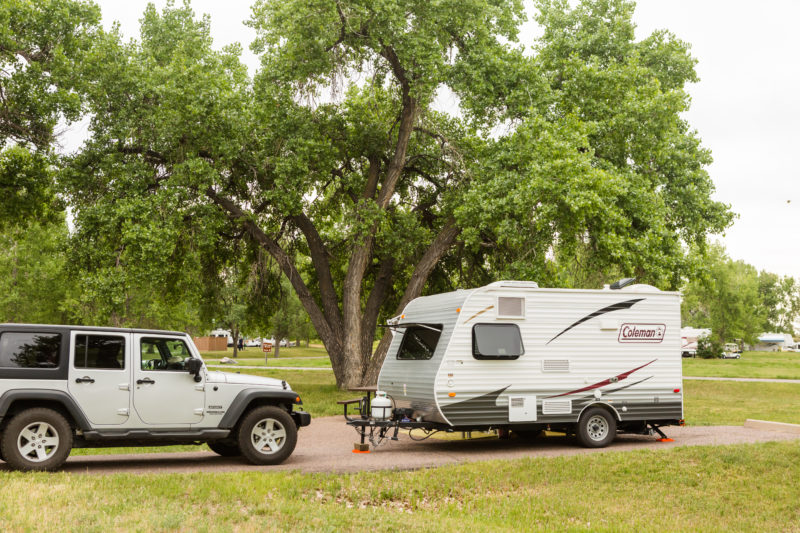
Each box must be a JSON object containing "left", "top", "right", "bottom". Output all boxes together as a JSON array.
[{"left": 205, "top": 370, "right": 290, "bottom": 390}]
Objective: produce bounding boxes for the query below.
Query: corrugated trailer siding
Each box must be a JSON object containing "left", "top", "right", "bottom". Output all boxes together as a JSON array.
[
  {"left": 436, "top": 286, "right": 683, "bottom": 427},
  {"left": 378, "top": 290, "right": 473, "bottom": 424}
]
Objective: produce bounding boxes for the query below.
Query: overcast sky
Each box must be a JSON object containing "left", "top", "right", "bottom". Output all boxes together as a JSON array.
[{"left": 72, "top": 0, "right": 800, "bottom": 279}]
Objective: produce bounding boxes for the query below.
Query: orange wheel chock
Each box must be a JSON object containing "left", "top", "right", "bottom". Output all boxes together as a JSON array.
[{"left": 658, "top": 438, "right": 674, "bottom": 442}]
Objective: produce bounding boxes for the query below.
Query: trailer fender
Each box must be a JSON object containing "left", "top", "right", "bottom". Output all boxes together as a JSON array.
[{"left": 577, "top": 402, "right": 621, "bottom": 422}]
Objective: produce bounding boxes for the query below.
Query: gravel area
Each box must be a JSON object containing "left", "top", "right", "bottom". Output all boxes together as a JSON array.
[{"left": 6, "top": 416, "right": 799, "bottom": 475}]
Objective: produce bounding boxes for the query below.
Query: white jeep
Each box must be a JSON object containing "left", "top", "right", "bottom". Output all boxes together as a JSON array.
[{"left": 0, "top": 324, "right": 310, "bottom": 471}]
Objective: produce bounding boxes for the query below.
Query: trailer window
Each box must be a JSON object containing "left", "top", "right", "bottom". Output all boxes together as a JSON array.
[
  {"left": 396, "top": 325, "right": 443, "bottom": 360},
  {"left": 472, "top": 324, "right": 524, "bottom": 360}
]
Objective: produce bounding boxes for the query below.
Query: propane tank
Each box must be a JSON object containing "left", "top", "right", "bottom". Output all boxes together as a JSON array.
[{"left": 371, "top": 391, "right": 392, "bottom": 421}]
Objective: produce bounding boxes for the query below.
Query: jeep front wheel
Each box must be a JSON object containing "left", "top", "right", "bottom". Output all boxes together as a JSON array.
[
  {"left": 237, "top": 406, "right": 297, "bottom": 465},
  {"left": 1, "top": 408, "right": 73, "bottom": 471}
]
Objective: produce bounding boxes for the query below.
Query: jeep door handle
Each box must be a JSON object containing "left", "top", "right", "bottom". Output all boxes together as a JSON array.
[
  {"left": 136, "top": 378, "right": 156, "bottom": 385},
  {"left": 75, "top": 376, "right": 95, "bottom": 384}
]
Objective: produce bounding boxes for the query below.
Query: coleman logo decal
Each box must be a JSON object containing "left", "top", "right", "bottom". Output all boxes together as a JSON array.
[{"left": 618, "top": 323, "right": 665, "bottom": 343}]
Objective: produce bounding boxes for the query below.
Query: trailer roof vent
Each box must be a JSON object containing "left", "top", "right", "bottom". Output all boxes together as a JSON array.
[
  {"left": 610, "top": 277, "right": 636, "bottom": 290},
  {"left": 490, "top": 280, "right": 539, "bottom": 289},
  {"left": 497, "top": 296, "right": 525, "bottom": 318}
]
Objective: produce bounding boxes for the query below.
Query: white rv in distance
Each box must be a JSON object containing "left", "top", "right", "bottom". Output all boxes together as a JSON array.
[{"left": 345, "top": 279, "right": 684, "bottom": 449}]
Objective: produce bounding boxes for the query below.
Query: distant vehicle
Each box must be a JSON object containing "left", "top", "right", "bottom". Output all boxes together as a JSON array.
[
  {"left": 245, "top": 338, "right": 261, "bottom": 348},
  {"left": 722, "top": 342, "right": 741, "bottom": 359}
]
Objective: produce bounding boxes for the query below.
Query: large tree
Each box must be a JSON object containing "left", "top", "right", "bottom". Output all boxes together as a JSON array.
[{"left": 65, "top": 0, "right": 731, "bottom": 388}]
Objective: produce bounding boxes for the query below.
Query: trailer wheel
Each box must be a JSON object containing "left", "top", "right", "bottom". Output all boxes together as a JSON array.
[{"left": 576, "top": 407, "right": 616, "bottom": 448}]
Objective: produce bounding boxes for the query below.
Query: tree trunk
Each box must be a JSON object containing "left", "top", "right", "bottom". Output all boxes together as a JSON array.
[{"left": 231, "top": 326, "right": 239, "bottom": 358}]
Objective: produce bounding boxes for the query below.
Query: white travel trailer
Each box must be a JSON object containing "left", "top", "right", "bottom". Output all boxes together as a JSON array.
[{"left": 344, "top": 280, "right": 684, "bottom": 449}]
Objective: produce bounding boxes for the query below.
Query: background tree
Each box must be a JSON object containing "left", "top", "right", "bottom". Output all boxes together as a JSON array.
[
  {"left": 757, "top": 272, "right": 799, "bottom": 334},
  {"left": 681, "top": 245, "right": 765, "bottom": 344},
  {"left": 65, "top": 0, "right": 732, "bottom": 388},
  {"left": 0, "top": 219, "right": 72, "bottom": 323},
  {"left": 0, "top": 0, "right": 99, "bottom": 228}
]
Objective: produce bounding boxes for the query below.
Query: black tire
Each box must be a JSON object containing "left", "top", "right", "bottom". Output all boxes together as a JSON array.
[
  {"left": 207, "top": 440, "right": 241, "bottom": 457},
  {"left": 0, "top": 408, "right": 73, "bottom": 471},
  {"left": 576, "top": 407, "right": 616, "bottom": 448},
  {"left": 237, "top": 406, "right": 297, "bottom": 466}
]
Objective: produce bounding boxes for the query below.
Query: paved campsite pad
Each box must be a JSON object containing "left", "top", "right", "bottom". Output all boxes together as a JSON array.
[{"left": 3, "top": 416, "right": 798, "bottom": 475}]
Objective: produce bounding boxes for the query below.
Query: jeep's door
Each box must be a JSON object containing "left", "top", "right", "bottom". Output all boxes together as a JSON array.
[
  {"left": 132, "top": 334, "right": 205, "bottom": 425},
  {"left": 68, "top": 331, "right": 131, "bottom": 425}
]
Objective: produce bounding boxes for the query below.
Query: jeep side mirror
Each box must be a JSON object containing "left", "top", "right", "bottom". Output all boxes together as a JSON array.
[{"left": 186, "top": 358, "right": 203, "bottom": 382}]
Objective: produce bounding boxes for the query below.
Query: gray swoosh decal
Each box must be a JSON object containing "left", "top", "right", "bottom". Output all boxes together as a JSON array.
[{"left": 546, "top": 298, "right": 645, "bottom": 345}]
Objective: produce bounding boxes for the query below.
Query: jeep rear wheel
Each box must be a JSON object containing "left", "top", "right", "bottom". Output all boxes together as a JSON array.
[
  {"left": 208, "top": 440, "right": 241, "bottom": 457},
  {"left": 1, "top": 408, "right": 73, "bottom": 471},
  {"left": 237, "top": 406, "right": 297, "bottom": 465}
]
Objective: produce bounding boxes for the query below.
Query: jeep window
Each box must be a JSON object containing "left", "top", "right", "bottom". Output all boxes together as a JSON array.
[
  {"left": 472, "top": 323, "right": 524, "bottom": 360},
  {"left": 74, "top": 335, "right": 125, "bottom": 369},
  {"left": 0, "top": 332, "right": 61, "bottom": 368},
  {"left": 141, "top": 337, "right": 192, "bottom": 371},
  {"left": 396, "top": 324, "right": 443, "bottom": 360}
]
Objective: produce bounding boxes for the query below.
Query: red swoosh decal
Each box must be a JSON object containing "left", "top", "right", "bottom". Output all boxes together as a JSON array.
[{"left": 544, "top": 359, "right": 657, "bottom": 399}]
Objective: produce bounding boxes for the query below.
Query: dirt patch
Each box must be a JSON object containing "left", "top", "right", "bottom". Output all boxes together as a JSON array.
[{"left": 4, "top": 416, "right": 799, "bottom": 475}]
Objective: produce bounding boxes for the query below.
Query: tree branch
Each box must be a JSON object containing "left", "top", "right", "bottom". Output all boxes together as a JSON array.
[
  {"left": 205, "top": 187, "right": 341, "bottom": 359},
  {"left": 291, "top": 213, "right": 343, "bottom": 336}
]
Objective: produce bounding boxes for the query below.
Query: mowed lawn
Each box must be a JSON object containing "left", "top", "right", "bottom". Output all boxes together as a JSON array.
[
  {"left": 2, "top": 441, "right": 799, "bottom": 531},
  {"left": 683, "top": 351, "right": 800, "bottom": 379}
]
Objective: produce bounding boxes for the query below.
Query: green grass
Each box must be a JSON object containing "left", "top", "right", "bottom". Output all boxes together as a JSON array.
[
  {"left": 200, "top": 345, "right": 329, "bottom": 361},
  {"left": 206, "top": 357, "right": 332, "bottom": 368},
  {"left": 3, "top": 441, "right": 800, "bottom": 531},
  {"left": 683, "top": 380, "right": 800, "bottom": 426},
  {"left": 683, "top": 351, "right": 800, "bottom": 379}
]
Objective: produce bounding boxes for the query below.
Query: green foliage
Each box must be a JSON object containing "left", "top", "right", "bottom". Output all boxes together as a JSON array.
[
  {"left": 682, "top": 244, "right": 799, "bottom": 342},
  {"left": 757, "top": 271, "right": 800, "bottom": 334},
  {"left": 0, "top": 219, "right": 72, "bottom": 323},
  {"left": 62, "top": 0, "right": 733, "bottom": 385},
  {"left": 0, "top": 147, "right": 63, "bottom": 230},
  {"left": 695, "top": 335, "right": 722, "bottom": 359},
  {"left": 0, "top": 0, "right": 99, "bottom": 228}
]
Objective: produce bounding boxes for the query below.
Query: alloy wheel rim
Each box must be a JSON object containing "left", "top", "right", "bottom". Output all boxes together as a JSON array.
[
  {"left": 250, "top": 418, "right": 287, "bottom": 455},
  {"left": 17, "top": 422, "right": 59, "bottom": 462}
]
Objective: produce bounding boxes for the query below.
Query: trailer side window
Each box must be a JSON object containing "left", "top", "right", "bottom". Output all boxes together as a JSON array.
[
  {"left": 472, "top": 324, "right": 524, "bottom": 360},
  {"left": 396, "top": 325, "right": 443, "bottom": 360}
]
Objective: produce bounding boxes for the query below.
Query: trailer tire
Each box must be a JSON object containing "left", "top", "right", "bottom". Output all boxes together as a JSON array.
[{"left": 576, "top": 407, "right": 616, "bottom": 448}]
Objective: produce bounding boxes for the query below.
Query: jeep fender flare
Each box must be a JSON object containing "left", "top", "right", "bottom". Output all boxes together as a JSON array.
[
  {"left": 0, "top": 389, "right": 93, "bottom": 430},
  {"left": 218, "top": 389, "right": 303, "bottom": 429}
]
